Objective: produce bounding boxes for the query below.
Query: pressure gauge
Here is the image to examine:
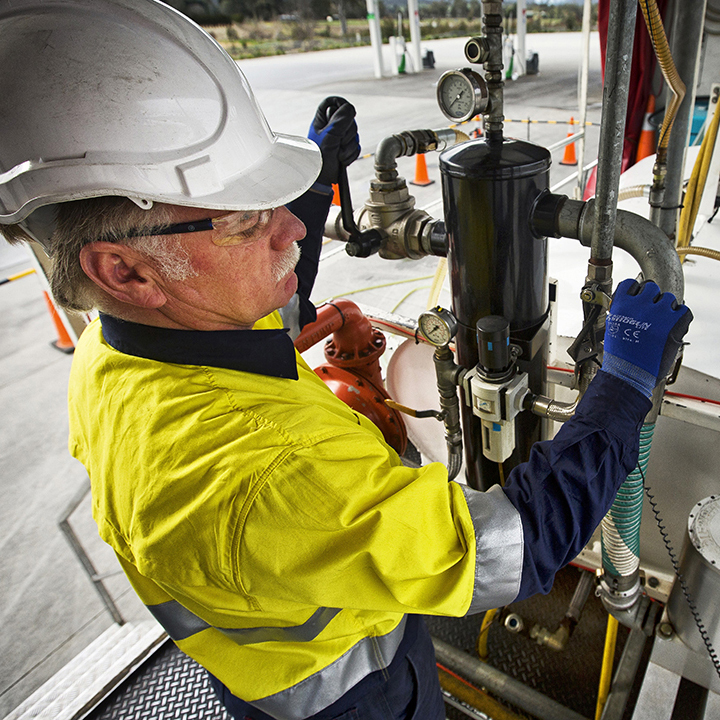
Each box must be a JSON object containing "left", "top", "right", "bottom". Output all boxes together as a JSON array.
[
  {"left": 436, "top": 68, "right": 489, "bottom": 123},
  {"left": 418, "top": 307, "right": 458, "bottom": 347}
]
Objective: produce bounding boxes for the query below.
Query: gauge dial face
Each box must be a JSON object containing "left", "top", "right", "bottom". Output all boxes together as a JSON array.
[
  {"left": 418, "top": 309, "right": 455, "bottom": 346},
  {"left": 436, "top": 69, "right": 488, "bottom": 123}
]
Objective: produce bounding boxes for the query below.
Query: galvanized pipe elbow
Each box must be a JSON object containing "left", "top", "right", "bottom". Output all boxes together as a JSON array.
[
  {"left": 374, "top": 134, "right": 406, "bottom": 175},
  {"left": 538, "top": 195, "right": 684, "bottom": 302},
  {"left": 373, "top": 128, "right": 470, "bottom": 177}
]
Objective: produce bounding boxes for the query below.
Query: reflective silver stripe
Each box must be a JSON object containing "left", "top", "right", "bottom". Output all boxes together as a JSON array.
[
  {"left": 460, "top": 483, "right": 524, "bottom": 613},
  {"left": 252, "top": 615, "right": 408, "bottom": 720},
  {"left": 147, "top": 600, "right": 210, "bottom": 641},
  {"left": 147, "top": 601, "right": 341, "bottom": 646},
  {"left": 221, "top": 607, "right": 342, "bottom": 645}
]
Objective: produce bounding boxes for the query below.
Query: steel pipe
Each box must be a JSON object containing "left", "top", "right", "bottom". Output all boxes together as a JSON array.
[
  {"left": 555, "top": 198, "right": 684, "bottom": 301},
  {"left": 480, "top": 2, "right": 504, "bottom": 140},
  {"left": 590, "top": 0, "right": 637, "bottom": 263},
  {"left": 59, "top": 479, "right": 125, "bottom": 626},
  {"left": 654, "top": 0, "right": 708, "bottom": 239},
  {"left": 599, "top": 602, "right": 659, "bottom": 720},
  {"left": 432, "top": 637, "right": 590, "bottom": 720}
]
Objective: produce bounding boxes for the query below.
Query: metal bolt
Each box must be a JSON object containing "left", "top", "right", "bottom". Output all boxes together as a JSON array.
[
  {"left": 648, "top": 576, "right": 660, "bottom": 589},
  {"left": 658, "top": 622, "right": 674, "bottom": 639},
  {"left": 581, "top": 289, "right": 594, "bottom": 302}
]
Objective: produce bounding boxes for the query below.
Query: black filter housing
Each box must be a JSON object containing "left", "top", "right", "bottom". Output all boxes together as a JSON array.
[{"left": 440, "top": 137, "right": 551, "bottom": 490}]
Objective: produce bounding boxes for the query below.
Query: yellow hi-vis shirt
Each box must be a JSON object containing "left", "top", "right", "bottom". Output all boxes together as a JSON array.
[{"left": 68, "top": 315, "right": 523, "bottom": 720}]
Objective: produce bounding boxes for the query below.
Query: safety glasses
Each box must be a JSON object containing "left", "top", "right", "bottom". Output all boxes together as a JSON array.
[{"left": 120, "top": 209, "right": 275, "bottom": 247}]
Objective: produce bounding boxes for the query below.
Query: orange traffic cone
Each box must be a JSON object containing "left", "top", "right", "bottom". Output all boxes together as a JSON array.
[
  {"left": 560, "top": 117, "right": 578, "bottom": 166},
  {"left": 42, "top": 291, "right": 75, "bottom": 353},
  {"left": 636, "top": 95, "right": 657, "bottom": 162},
  {"left": 331, "top": 183, "right": 341, "bottom": 206},
  {"left": 472, "top": 126, "right": 483, "bottom": 139},
  {"left": 410, "top": 153, "right": 434, "bottom": 187}
]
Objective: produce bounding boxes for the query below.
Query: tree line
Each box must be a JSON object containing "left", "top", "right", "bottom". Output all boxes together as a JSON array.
[{"left": 163, "top": 0, "right": 593, "bottom": 27}]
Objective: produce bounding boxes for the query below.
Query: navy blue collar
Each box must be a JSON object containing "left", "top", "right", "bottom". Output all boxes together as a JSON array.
[{"left": 99, "top": 314, "right": 298, "bottom": 380}]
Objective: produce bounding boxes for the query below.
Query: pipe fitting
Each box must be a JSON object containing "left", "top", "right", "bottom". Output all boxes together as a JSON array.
[
  {"left": 480, "top": 6, "right": 504, "bottom": 139},
  {"left": 465, "top": 36, "right": 490, "bottom": 64},
  {"left": 530, "top": 620, "right": 571, "bottom": 652},
  {"left": 433, "top": 344, "right": 466, "bottom": 481},
  {"left": 530, "top": 571, "right": 594, "bottom": 652},
  {"left": 598, "top": 571, "right": 642, "bottom": 613},
  {"left": 504, "top": 613, "right": 525, "bottom": 633},
  {"left": 527, "top": 394, "right": 579, "bottom": 422},
  {"left": 524, "top": 359, "right": 593, "bottom": 422},
  {"left": 342, "top": 128, "right": 466, "bottom": 259},
  {"left": 374, "top": 129, "right": 455, "bottom": 180},
  {"left": 541, "top": 195, "right": 684, "bottom": 301}
]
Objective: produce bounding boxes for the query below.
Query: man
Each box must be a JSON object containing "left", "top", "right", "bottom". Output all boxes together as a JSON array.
[{"left": 0, "top": 1, "right": 692, "bottom": 719}]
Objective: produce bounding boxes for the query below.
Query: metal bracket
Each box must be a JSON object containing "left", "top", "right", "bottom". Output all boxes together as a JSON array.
[{"left": 580, "top": 282, "right": 612, "bottom": 309}]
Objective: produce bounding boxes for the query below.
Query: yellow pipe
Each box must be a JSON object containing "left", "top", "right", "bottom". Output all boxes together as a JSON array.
[
  {"left": 595, "top": 614, "right": 619, "bottom": 720},
  {"left": 638, "top": 0, "right": 685, "bottom": 160},
  {"left": 476, "top": 607, "right": 498, "bottom": 661},
  {"left": 677, "top": 96, "right": 720, "bottom": 255}
]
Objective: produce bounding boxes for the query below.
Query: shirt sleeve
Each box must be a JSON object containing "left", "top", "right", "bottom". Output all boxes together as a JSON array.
[
  {"left": 285, "top": 186, "right": 334, "bottom": 329},
  {"left": 239, "top": 431, "right": 485, "bottom": 617},
  {"left": 237, "top": 371, "right": 650, "bottom": 616},
  {"left": 502, "top": 370, "right": 652, "bottom": 601}
]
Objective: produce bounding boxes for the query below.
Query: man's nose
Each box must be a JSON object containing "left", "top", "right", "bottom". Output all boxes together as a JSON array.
[{"left": 272, "top": 207, "right": 306, "bottom": 250}]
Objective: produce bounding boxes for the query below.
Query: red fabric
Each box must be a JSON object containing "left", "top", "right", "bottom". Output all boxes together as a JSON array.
[{"left": 597, "top": 0, "right": 668, "bottom": 173}]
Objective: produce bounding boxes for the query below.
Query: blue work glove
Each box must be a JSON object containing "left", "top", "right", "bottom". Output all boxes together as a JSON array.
[
  {"left": 602, "top": 279, "right": 693, "bottom": 398},
  {"left": 308, "top": 96, "right": 361, "bottom": 188}
]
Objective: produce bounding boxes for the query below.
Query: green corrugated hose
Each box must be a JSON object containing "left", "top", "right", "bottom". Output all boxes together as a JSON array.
[{"left": 601, "top": 422, "right": 655, "bottom": 576}]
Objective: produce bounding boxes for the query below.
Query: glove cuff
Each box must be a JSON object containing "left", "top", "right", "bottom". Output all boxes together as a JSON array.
[
  {"left": 309, "top": 180, "right": 333, "bottom": 195},
  {"left": 602, "top": 352, "right": 656, "bottom": 399}
]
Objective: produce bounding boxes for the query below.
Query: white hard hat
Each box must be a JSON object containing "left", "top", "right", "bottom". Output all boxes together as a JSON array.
[{"left": 0, "top": 0, "right": 321, "bottom": 249}]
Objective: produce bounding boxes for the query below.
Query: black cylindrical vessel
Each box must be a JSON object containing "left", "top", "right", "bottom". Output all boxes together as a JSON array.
[{"left": 439, "top": 137, "right": 551, "bottom": 490}]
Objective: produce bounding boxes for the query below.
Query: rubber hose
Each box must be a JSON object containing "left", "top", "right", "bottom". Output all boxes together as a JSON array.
[{"left": 601, "top": 422, "right": 655, "bottom": 576}]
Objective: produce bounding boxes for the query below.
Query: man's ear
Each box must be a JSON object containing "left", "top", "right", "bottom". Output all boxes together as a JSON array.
[{"left": 79, "top": 242, "right": 167, "bottom": 309}]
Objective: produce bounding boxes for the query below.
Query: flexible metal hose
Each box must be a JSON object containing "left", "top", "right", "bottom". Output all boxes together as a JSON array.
[
  {"left": 677, "top": 246, "right": 720, "bottom": 261},
  {"left": 677, "top": 96, "right": 720, "bottom": 255},
  {"left": 601, "top": 422, "right": 655, "bottom": 576},
  {"left": 638, "top": 0, "right": 686, "bottom": 161},
  {"left": 618, "top": 184, "right": 650, "bottom": 201}
]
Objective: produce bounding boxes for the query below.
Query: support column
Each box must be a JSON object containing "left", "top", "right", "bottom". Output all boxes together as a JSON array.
[
  {"left": 407, "top": 0, "right": 422, "bottom": 73},
  {"left": 366, "top": 0, "right": 385, "bottom": 79},
  {"left": 515, "top": 0, "right": 526, "bottom": 78}
]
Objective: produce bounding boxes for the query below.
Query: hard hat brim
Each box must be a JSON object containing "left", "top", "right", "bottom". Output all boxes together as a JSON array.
[{"left": 6, "top": 134, "right": 322, "bottom": 253}]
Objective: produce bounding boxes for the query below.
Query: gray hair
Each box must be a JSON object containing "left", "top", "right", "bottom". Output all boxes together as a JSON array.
[{"left": 2, "top": 197, "right": 196, "bottom": 312}]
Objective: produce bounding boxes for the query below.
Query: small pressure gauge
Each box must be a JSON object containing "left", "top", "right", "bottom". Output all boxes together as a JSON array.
[
  {"left": 418, "top": 307, "right": 458, "bottom": 347},
  {"left": 436, "top": 68, "right": 489, "bottom": 123}
]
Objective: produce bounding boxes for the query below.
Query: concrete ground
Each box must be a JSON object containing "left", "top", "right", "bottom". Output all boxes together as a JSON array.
[{"left": 2, "top": 30, "right": 677, "bottom": 716}]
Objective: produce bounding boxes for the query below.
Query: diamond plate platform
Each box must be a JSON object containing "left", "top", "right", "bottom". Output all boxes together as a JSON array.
[
  {"left": 426, "top": 565, "right": 651, "bottom": 720},
  {"left": 71, "top": 567, "right": 651, "bottom": 720},
  {"left": 87, "top": 641, "right": 230, "bottom": 720}
]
